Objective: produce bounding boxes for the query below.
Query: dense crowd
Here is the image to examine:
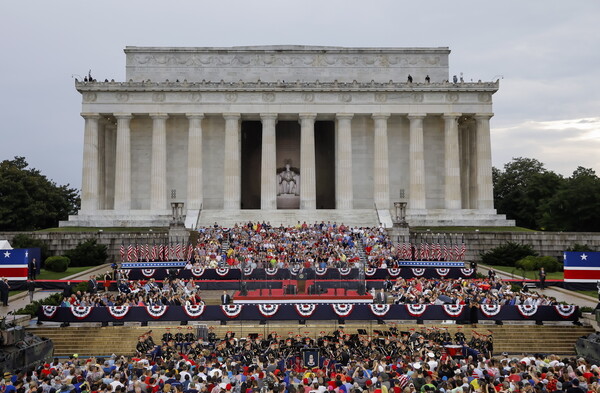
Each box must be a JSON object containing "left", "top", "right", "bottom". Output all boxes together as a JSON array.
[{"left": 3, "top": 327, "right": 599, "bottom": 393}]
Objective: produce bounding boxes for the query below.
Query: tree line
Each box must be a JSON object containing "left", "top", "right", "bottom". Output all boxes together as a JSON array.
[{"left": 494, "top": 157, "right": 600, "bottom": 231}]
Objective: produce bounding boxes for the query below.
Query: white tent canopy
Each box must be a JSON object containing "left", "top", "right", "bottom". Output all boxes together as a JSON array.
[{"left": 0, "top": 240, "right": 13, "bottom": 250}]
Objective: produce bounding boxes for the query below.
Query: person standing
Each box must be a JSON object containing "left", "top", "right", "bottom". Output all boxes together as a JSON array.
[
  {"left": 29, "top": 258, "right": 37, "bottom": 280},
  {"left": 221, "top": 291, "right": 231, "bottom": 305},
  {"left": 376, "top": 288, "right": 387, "bottom": 304},
  {"left": 0, "top": 277, "right": 9, "bottom": 306},
  {"left": 539, "top": 267, "right": 547, "bottom": 289},
  {"left": 28, "top": 279, "right": 36, "bottom": 302},
  {"left": 88, "top": 275, "right": 98, "bottom": 294}
]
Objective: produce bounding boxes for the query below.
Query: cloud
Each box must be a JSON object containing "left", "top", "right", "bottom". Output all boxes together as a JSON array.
[{"left": 492, "top": 117, "right": 600, "bottom": 176}]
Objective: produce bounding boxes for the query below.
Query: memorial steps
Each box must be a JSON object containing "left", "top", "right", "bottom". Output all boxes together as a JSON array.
[
  {"left": 27, "top": 323, "right": 593, "bottom": 357},
  {"left": 197, "top": 209, "right": 381, "bottom": 228}
]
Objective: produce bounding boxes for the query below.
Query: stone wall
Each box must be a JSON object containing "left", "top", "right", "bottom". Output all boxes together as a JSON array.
[{"left": 0, "top": 231, "right": 168, "bottom": 263}]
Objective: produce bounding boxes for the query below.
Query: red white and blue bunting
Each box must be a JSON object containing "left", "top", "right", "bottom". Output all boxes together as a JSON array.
[
  {"left": 369, "top": 304, "right": 390, "bottom": 317},
  {"left": 365, "top": 267, "right": 377, "bottom": 277},
  {"left": 387, "top": 268, "right": 401, "bottom": 277},
  {"left": 183, "top": 304, "right": 205, "bottom": 318},
  {"left": 436, "top": 268, "right": 450, "bottom": 277},
  {"left": 554, "top": 305, "right": 576, "bottom": 318},
  {"left": 242, "top": 266, "right": 254, "bottom": 276},
  {"left": 108, "top": 305, "right": 130, "bottom": 319},
  {"left": 412, "top": 268, "right": 425, "bottom": 277},
  {"left": 406, "top": 304, "right": 427, "bottom": 317},
  {"left": 221, "top": 304, "right": 242, "bottom": 318},
  {"left": 258, "top": 304, "right": 280, "bottom": 317},
  {"left": 339, "top": 268, "right": 351, "bottom": 276},
  {"left": 295, "top": 304, "right": 316, "bottom": 318},
  {"left": 289, "top": 266, "right": 301, "bottom": 276},
  {"left": 216, "top": 267, "right": 230, "bottom": 276},
  {"left": 190, "top": 267, "right": 205, "bottom": 277},
  {"left": 71, "top": 306, "right": 92, "bottom": 319},
  {"left": 42, "top": 305, "right": 58, "bottom": 319},
  {"left": 480, "top": 304, "right": 501, "bottom": 317},
  {"left": 315, "top": 267, "right": 327, "bottom": 276},
  {"left": 145, "top": 305, "right": 168, "bottom": 319},
  {"left": 517, "top": 304, "right": 538, "bottom": 318},
  {"left": 442, "top": 304, "right": 464, "bottom": 317},
  {"left": 141, "top": 269, "right": 155, "bottom": 278},
  {"left": 265, "top": 267, "right": 278, "bottom": 276},
  {"left": 460, "top": 268, "right": 474, "bottom": 277},
  {"left": 332, "top": 304, "right": 354, "bottom": 317}
]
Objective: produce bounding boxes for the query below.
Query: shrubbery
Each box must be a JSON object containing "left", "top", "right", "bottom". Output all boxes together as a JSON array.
[
  {"left": 44, "top": 256, "right": 70, "bottom": 272},
  {"left": 516, "top": 255, "right": 563, "bottom": 273},
  {"left": 480, "top": 242, "right": 538, "bottom": 266},
  {"left": 64, "top": 239, "right": 108, "bottom": 267},
  {"left": 14, "top": 293, "right": 62, "bottom": 317},
  {"left": 566, "top": 243, "right": 595, "bottom": 252}
]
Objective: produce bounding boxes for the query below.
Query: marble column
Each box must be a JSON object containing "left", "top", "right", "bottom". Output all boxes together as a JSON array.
[
  {"left": 336, "top": 113, "right": 354, "bottom": 209},
  {"left": 260, "top": 113, "right": 278, "bottom": 210},
  {"left": 223, "top": 113, "right": 241, "bottom": 210},
  {"left": 150, "top": 113, "right": 168, "bottom": 211},
  {"left": 408, "top": 114, "right": 426, "bottom": 211},
  {"left": 372, "top": 113, "right": 391, "bottom": 209},
  {"left": 299, "top": 113, "right": 317, "bottom": 210},
  {"left": 443, "top": 113, "right": 462, "bottom": 210},
  {"left": 103, "top": 122, "right": 116, "bottom": 210},
  {"left": 114, "top": 113, "right": 133, "bottom": 211},
  {"left": 80, "top": 113, "right": 101, "bottom": 212},
  {"left": 186, "top": 113, "right": 204, "bottom": 210},
  {"left": 475, "top": 113, "right": 494, "bottom": 210}
]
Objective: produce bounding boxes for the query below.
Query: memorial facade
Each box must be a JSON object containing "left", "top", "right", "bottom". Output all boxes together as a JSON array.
[{"left": 63, "top": 46, "right": 513, "bottom": 228}]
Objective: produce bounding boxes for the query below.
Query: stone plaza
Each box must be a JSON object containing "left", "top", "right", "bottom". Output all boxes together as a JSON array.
[{"left": 62, "top": 45, "right": 513, "bottom": 228}]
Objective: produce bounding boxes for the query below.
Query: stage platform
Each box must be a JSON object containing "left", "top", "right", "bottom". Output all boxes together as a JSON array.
[{"left": 233, "top": 288, "right": 373, "bottom": 304}]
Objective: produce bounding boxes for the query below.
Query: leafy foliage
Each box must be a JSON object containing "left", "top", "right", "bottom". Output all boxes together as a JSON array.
[
  {"left": 9, "top": 233, "right": 50, "bottom": 262},
  {"left": 0, "top": 157, "right": 80, "bottom": 230},
  {"left": 14, "top": 292, "right": 63, "bottom": 317},
  {"left": 64, "top": 239, "right": 108, "bottom": 267},
  {"left": 516, "top": 255, "right": 562, "bottom": 273},
  {"left": 44, "top": 256, "right": 70, "bottom": 272},
  {"left": 493, "top": 158, "right": 600, "bottom": 232},
  {"left": 480, "top": 241, "right": 538, "bottom": 266}
]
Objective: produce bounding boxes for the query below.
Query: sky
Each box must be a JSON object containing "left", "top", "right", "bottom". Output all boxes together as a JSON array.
[{"left": 1, "top": 0, "right": 599, "bottom": 190}]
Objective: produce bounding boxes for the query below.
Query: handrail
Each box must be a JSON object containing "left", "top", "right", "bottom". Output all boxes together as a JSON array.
[
  {"left": 194, "top": 202, "right": 203, "bottom": 230},
  {"left": 373, "top": 202, "right": 382, "bottom": 226}
]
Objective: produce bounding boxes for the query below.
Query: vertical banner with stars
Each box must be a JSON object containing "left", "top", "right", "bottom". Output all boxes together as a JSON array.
[
  {"left": 0, "top": 248, "right": 40, "bottom": 281},
  {"left": 564, "top": 252, "right": 600, "bottom": 283}
]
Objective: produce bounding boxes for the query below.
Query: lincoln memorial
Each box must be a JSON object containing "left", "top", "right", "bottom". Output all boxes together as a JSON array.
[{"left": 62, "top": 46, "right": 513, "bottom": 228}]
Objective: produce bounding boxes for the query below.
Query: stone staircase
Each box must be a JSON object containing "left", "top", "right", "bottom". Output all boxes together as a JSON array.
[
  {"left": 197, "top": 209, "right": 380, "bottom": 228},
  {"left": 28, "top": 322, "right": 594, "bottom": 357}
]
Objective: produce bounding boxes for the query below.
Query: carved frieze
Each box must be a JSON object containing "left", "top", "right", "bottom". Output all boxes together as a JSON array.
[
  {"left": 478, "top": 93, "right": 492, "bottom": 102},
  {"left": 83, "top": 92, "right": 97, "bottom": 102},
  {"left": 225, "top": 92, "right": 237, "bottom": 102},
  {"left": 339, "top": 93, "right": 352, "bottom": 103},
  {"left": 152, "top": 92, "right": 166, "bottom": 102},
  {"left": 446, "top": 93, "right": 459, "bottom": 103},
  {"left": 189, "top": 93, "right": 201, "bottom": 102},
  {"left": 262, "top": 92, "right": 275, "bottom": 102},
  {"left": 116, "top": 93, "right": 129, "bottom": 102},
  {"left": 374, "top": 93, "right": 388, "bottom": 103}
]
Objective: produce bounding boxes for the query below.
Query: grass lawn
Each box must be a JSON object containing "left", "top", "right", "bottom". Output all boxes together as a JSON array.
[
  {"left": 8, "top": 266, "right": 97, "bottom": 296},
  {"left": 35, "top": 227, "right": 167, "bottom": 233},
  {"left": 577, "top": 290, "right": 598, "bottom": 299},
  {"left": 480, "top": 264, "right": 564, "bottom": 280},
  {"left": 412, "top": 226, "right": 535, "bottom": 232}
]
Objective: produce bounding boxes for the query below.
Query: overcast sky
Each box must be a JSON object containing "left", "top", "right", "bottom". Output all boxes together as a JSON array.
[{"left": 1, "top": 0, "right": 599, "bottom": 189}]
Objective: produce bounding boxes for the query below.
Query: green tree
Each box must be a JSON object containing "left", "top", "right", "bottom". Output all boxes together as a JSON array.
[
  {"left": 540, "top": 167, "right": 600, "bottom": 232},
  {"left": 0, "top": 156, "right": 80, "bottom": 230},
  {"left": 480, "top": 241, "right": 538, "bottom": 267},
  {"left": 493, "top": 157, "right": 564, "bottom": 229},
  {"left": 64, "top": 239, "right": 107, "bottom": 267}
]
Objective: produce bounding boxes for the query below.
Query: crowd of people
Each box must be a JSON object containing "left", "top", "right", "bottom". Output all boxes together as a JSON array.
[{"left": 3, "top": 326, "right": 599, "bottom": 393}]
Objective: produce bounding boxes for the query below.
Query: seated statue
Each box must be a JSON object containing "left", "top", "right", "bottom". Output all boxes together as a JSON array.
[{"left": 277, "top": 163, "right": 300, "bottom": 196}]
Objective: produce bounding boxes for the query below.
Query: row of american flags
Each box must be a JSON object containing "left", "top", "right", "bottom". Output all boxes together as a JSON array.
[
  {"left": 120, "top": 242, "right": 194, "bottom": 262},
  {"left": 395, "top": 241, "right": 467, "bottom": 261}
]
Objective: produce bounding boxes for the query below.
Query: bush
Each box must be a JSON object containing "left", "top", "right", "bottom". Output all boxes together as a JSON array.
[
  {"left": 64, "top": 239, "right": 108, "bottom": 267},
  {"left": 566, "top": 243, "right": 595, "bottom": 252},
  {"left": 516, "top": 255, "right": 563, "bottom": 273},
  {"left": 44, "top": 256, "right": 70, "bottom": 272},
  {"left": 10, "top": 234, "right": 50, "bottom": 262},
  {"left": 480, "top": 242, "right": 538, "bottom": 267},
  {"left": 14, "top": 292, "right": 63, "bottom": 317}
]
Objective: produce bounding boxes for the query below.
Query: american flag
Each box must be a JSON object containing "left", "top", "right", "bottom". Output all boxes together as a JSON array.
[
  {"left": 120, "top": 243, "right": 125, "bottom": 262},
  {"left": 458, "top": 242, "right": 466, "bottom": 261},
  {"left": 424, "top": 243, "right": 430, "bottom": 261},
  {"left": 454, "top": 243, "right": 460, "bottom": 261},
  {"left": 151, "top": 242, "right": 158, "bottom": 261},
  {"left": 400, "top": 243, "right": 408, "bottom": 260},
  {"left": 158, "top": 244, "right": 165, "bottom": 261},
  {"left": 127, "top": 244, "right": 134, "bottom": 262},
  {"left": 175, "top": 243, "right": 182, "bottom": 260},
  {"left": 442, "top": 243, "right": 448, "bottom": 261},
  {"left": 145, "top": 243, "right": 150, "bottom": 262}
]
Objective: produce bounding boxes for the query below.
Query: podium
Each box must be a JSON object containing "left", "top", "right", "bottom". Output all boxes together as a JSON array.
[{"left": 297, "top": 272, "right": 307, "bottom": 294}]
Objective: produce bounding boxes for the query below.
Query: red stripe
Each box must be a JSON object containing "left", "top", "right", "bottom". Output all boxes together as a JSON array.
[
  {"left": 0, "top": 267, "right": 28, "bottom": 277},
  {"left": 564, "top": 270, "right": 600, "bottom": 280}
]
